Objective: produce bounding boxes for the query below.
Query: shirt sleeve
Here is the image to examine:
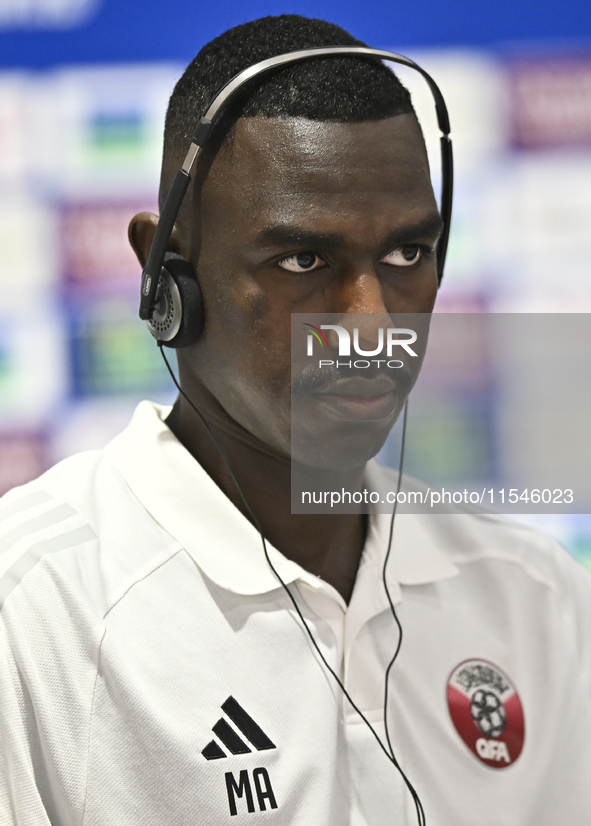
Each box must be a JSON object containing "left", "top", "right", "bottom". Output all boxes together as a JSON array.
[
  {"left": 0, "top": 570, "right": 102, "bottom": 826},
  {"left": 0, "top": 617, "right": 53, "bottom": 825},
  {"left": 561, "top": 548, "right": 591, "bottom": 687}
]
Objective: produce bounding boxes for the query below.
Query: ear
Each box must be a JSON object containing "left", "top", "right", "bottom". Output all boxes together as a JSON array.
[
  {"left": 128, "top": 212, "right": 183, "bottom": 267},
  {"left": 128, "top": 212, "right": 158, "bottom": 268}
]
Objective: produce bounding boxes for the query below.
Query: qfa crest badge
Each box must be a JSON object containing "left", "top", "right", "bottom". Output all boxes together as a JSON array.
[{"left": 447, "top": 659, "right": 525, "bottom": 768}]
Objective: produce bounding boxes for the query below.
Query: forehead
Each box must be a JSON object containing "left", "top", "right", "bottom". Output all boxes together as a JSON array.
[{"left": 199, "top": 115, "right": 436, "bottom": 231}]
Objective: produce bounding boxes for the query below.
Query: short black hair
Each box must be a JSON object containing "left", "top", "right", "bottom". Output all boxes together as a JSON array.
[{"left": 163, "top": 14, "right": 415, "bottom": 169}]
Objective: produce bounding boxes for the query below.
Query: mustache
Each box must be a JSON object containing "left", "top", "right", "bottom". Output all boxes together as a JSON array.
[{"left": 291, "top": 359, "right": 413, "bottom": 394}]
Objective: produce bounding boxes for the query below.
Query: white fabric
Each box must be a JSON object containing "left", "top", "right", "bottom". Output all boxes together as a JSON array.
[{"left": 0, "top": 400, "right": 590, "bottom": 825}]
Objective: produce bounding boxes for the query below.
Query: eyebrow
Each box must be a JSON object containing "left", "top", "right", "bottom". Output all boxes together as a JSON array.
[
  {"left": 258, "top": 225, "right": 345, "bottom": 248},
  {"left": 256, "top": 215, "right": 444, "bottom": 251}
]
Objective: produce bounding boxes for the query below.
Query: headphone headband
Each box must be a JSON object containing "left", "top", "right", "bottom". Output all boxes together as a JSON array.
[{"left": 139, "top": 46, "right": 453, "bottom": 321}]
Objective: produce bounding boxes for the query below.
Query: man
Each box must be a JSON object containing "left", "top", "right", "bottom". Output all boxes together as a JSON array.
[{"left": 1, "top": 15, "right": 590, "bottom": 825}]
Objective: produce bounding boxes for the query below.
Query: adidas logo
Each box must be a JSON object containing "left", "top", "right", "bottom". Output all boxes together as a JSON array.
[
  {"left": 201, "top": 696, "right": 276, "bottom": 760},
  {"left": 202, "top": 697, "right": 279, "bottom": 815}
]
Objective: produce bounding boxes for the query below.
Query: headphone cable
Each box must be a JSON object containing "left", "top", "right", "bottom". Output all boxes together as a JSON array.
[
  {"left": 381, "top": 402, "right": 426, "bottom": 826},
  {"left": 159, "top": 343, "right": 425, "bottom": 824}
]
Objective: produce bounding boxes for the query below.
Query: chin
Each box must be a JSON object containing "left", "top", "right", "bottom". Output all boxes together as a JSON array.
[{"left": 290, "top": 419, "right": 394, "bottom": 471}]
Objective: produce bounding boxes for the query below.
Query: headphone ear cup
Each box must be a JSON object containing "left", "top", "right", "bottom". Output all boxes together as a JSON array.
[{"left": 145, "top": 252, "right": 204, "bottom": 348}]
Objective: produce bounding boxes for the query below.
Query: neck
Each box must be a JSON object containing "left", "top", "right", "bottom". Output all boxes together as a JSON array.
[{"left": 165, "top": 379, "right": 368, "bottom": 604}]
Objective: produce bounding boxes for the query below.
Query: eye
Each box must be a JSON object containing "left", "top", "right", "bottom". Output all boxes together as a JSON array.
[
  {"left": 277, "top": 252, "right": 326, "bottom": 273},
  {"left": 381, "top": 246, "right": 423, "bottom": 267}
]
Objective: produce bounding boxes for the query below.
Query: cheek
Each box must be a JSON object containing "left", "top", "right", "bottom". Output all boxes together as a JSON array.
[
  {"left": 212, "top": 286, "right": 274, "bottom": 354},
  {"left": 244, "top": 298, "right": 293, "bottom": 393},
  {"left": 196, "top": 284, "right": 291, "bottom": 397},
  {"left": 249, "top": 293, "right": 271, "bottom": 322},
  {"left": 385, "top": 270, "right": 438, "bottom": 313}
]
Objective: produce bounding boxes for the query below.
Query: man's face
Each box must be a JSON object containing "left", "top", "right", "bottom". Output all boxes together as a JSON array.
[{"left": 178, "top": 114, "right": 441, "bottom": 464}]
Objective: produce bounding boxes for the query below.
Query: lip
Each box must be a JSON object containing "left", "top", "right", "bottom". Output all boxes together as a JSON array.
[{"left": 312, "top": 377, "right": 399, "bottom": 421}]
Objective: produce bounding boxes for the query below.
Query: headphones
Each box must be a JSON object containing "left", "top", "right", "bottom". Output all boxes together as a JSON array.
[{"left": 138, "top": 45, "right": 453, "bottom": 348}]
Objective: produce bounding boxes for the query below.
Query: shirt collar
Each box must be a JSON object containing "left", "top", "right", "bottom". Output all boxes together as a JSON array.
[
  {"left": 106, "top": 401, "right": 458, "bottom": 599},
  {"left": 363, "top": 460, "right": 459, "bottom": 590}
]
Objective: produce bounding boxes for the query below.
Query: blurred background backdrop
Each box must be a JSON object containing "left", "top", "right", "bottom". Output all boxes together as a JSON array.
[{"left": 1, "top": 0, "right": 590, "bottom": 563}]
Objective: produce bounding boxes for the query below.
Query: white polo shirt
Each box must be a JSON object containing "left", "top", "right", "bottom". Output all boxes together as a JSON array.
[{"left": 1, "top": 401, "right": 590, "bottom": 825}]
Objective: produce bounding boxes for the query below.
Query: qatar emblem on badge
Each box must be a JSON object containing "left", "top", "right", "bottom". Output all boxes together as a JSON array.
[{"left": 446, "top": 659, "right": 525, "bottom": 768}]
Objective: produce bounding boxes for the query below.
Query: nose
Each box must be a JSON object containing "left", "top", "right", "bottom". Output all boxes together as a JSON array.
[
  {"left": 326, "top": 267, "right": 391, "bottom": 351},
  {"left": 333, "top": 266, "right": 388, "bottom": 316}
]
